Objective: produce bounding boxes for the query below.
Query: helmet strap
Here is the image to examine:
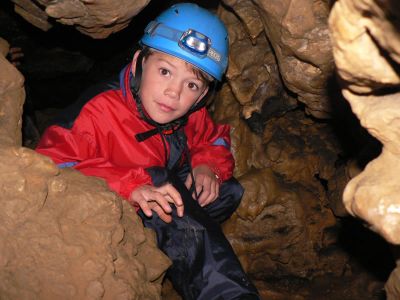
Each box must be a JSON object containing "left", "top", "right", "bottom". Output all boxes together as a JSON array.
[
  {"left": 187, "top": 80, "right": 217, "bottom": 114},
  {"left": 131, "top": 47, "right": 148, "bottom": 95}
]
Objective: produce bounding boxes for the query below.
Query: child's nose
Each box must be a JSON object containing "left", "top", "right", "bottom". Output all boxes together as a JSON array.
[{"left": 164, "top": 80, "right": 182, "bottom": 99}]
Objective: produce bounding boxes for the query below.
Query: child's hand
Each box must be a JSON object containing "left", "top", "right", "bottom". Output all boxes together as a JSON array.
[
  {"left": 185, "top": 164, "right": 220, "bottom": 207},
  {"left": 130, "top": 184, "right": 184, "bottom": 223}
]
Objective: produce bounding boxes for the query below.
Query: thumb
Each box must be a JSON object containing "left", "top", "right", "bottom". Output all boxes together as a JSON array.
[{"left": 185, "top": 173, "right": 193, "bottom": 190}]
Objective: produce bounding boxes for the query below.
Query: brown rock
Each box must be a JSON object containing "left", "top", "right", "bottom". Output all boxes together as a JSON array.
[
  {"left": 11, "top": 0, "right": 151, "bottom": 38},
  {"left": 330, "top": 0, "right": 400, "bottom": 244},
  {"left": 0, "top": 38, "right": 170, "bottom": 299},
  {"left": 223, "top": 0, "right": 334, "bottom": 118},
  {"left": 220, "top": 2, "right": 284, "bottom": 120},
  {"left": 330, "top": 0, "right": 400, "bottom": 296},
  {"left": 329, "top": 0, "right": 400, "bottom": 93},
  {"left": 214, "top": 82, "right": 348, "bottom": 281},
  {"left": 386, "top": 258, "right": 400, "bottom": 300}
]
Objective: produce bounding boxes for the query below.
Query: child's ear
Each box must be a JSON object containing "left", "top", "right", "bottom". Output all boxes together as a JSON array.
[{"left": 131, "top": 50, "right": 142, "bottom": 75}]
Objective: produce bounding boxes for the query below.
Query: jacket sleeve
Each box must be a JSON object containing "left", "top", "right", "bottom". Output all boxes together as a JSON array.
[
  {"left": 185, "top": 108, "right": 234, "bottom": 182},
  {"left": 36, "top": 110, "right": 152, "bottom": 201}
]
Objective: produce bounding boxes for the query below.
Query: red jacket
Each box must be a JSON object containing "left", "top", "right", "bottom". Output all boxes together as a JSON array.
[{"left": 36, "top": 64, "right": 234, "bottom": 201}]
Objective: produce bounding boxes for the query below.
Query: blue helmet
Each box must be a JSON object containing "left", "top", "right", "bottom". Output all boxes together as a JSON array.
[{"left": 140, "top": 3, "right": 229, "bottom": 81}]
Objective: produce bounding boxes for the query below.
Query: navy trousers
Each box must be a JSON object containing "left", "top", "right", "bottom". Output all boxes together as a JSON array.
[{"left": 139, "top": 173, "right": 260, "bottom": 300}]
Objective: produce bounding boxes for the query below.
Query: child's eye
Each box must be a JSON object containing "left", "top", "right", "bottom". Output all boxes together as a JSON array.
[
  {"left": 159, "top": 68, "right": 170, "bottom": 76},
  {"left": 188, "top": 82, "right": 199, "bottom": 91}
]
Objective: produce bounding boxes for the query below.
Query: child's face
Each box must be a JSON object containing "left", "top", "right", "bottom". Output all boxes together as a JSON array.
[{"left": 132, "top": 50, "right": 209, "bottom": 124}]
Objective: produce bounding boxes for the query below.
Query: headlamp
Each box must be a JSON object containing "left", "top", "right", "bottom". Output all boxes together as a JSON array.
[
  {"left": 143, "top": 22, "right": 222, "bottom": 64},
  {"left": 179, "top": 29, "right": 210, "bottom": 57}
]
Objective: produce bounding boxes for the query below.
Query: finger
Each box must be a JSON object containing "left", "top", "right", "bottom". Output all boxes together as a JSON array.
[
  {"left": 198, "top": 187, "right": 209, "bottom": 206},
  {"left": 138, "top": 199, "right": 153, "bottom": 218},
  {"left": 207, "top": 180, "right": 218, "bottom": 205},
  {"left": 184, "top": 174, "right": 192, "bottom": 190},
  {"left": 215, "top": 181, "right": 220, "bottom": 200},
  {"left": 195, "top": 177, "right": 205, "bottom": 200},
  {"left": 200, "top": 178, "right": 220, "bottom": 207},
  {"left": 149, "top": 191, "right": 173, "bottom": 214},
  {"left": 153, "top": 204, "right": 172, "bottom": 223},
  {"left": 164, "top": 194, "right": 184, "bottom": 218},
  {"left": 198, "top": 176, "right": 213, "bottom": 205},
  {"left": 162, "top": 184, "right": 183, "bottom": 206},
  {"left": 162, "top": 184, "right": 184, "bottom": 217},
  {"left": 211, "top": 180, "right": 218, "bottom": 199},
  {"left": 203, "top": 181, "right": 217, "bottom": 206}
]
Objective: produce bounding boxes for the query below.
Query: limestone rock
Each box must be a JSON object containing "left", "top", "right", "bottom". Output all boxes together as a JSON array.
[
  {"left": 0, "top": 38, "right": 170, "bottom": 300},
  {"left": 219, "top": 3, "right": 286, "bottom": 120},
  {"left": 214, "top": 78, "right": 348, "bottom": 281},
  {"left": 11, "top": 0, "right": 150, "bottom": 38},
  {"left": 329, "top": 0, "right": 400, "bottom": 93},
  {"left": 0, "top": 43, "right": 25, "bottom": 147},
  {"left": 340, "top": 92, "right": 400, "bottom": 244},
  {"left": 330, "top": 0, "right": 400, "bottom": 296},
  {"left": 0, "top": 37, "right": 10, "bottom": 56},
  {"left": 386, "top": 259, "right": 400, "bottom": 300},
  {"left": 212, "top": 85, "right": 269, "bottom": 178},
  {"left": 223, "top": 168, "right": 345, "bottom": 279},
  {"left": 330, "top": 0, "right": 400, "bottom": 245},
  {"left": 223, "top": 0, "right": 334, "bottom": 119}
]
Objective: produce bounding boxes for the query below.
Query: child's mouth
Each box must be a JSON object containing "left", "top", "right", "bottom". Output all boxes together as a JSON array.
[{"left": 158, "top": 102, "right": 174, "bottom": 112}]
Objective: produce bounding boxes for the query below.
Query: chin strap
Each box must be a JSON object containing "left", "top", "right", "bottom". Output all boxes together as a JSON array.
[{"left": 131, "top": 48, "right": 187, "bottom": 142}]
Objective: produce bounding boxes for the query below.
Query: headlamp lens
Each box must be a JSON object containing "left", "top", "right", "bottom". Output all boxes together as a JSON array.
[{"left": 179, "top": 29, "right": 210, "bottom": 56}]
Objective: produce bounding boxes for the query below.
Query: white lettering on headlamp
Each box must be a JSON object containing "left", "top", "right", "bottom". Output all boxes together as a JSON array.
[{"left": 207, "top": 48, "right": 221, "bottom": 62}]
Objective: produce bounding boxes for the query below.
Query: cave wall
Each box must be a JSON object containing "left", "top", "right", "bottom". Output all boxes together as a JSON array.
[
  {"left": 329, "top": 0, "right": 400, "bottom": 298},
  {"left": 330, "top": 0, "right": 400, "bottom": 244},
  {"left": 214, "top": 0, "right": 350, "bottom": 284},
  {"left": 222, "top": 0, "right": 335, "bottom": 119},
  {"left": 0, "top": 38, "right": 170, "bottom": 299},
  {"left": 11, "top": 0, "right": 151, "bottom": 38}
]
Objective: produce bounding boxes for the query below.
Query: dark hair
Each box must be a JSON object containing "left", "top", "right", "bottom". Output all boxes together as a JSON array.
[{"left": 142, "top": 46, "right": 214, "bottom": 85}]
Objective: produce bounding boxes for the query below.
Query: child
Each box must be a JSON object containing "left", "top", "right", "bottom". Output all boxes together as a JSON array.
[{"left": 36, "top": 3, "right": 260, "bottom": 299}]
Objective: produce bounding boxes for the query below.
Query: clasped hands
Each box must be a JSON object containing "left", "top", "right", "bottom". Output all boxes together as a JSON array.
[{"left": 130, "top": 164, "right": 220, "bottom": 223}]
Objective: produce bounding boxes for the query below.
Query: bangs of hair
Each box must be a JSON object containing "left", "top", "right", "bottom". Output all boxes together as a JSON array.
[
  {"left": 191, "top": 66, "right": 213, "bottom": 84},
  {"left": 142, "top": 47, "right": 214, "bottom": 84}
]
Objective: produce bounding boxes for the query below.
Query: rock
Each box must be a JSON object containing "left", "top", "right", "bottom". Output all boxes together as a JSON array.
[{"left": 0, "top": 38, "right": 170, "bottom": 300}]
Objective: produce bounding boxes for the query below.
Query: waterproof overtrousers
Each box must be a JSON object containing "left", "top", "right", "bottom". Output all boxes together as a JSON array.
[{"left": 139, "top": 174, "right": 260, "bottom": 300}]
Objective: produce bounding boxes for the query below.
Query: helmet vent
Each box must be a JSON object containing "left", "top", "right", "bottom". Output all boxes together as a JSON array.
[{"left": 174, "top": 9, "right": 179, "bottom": 14}]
